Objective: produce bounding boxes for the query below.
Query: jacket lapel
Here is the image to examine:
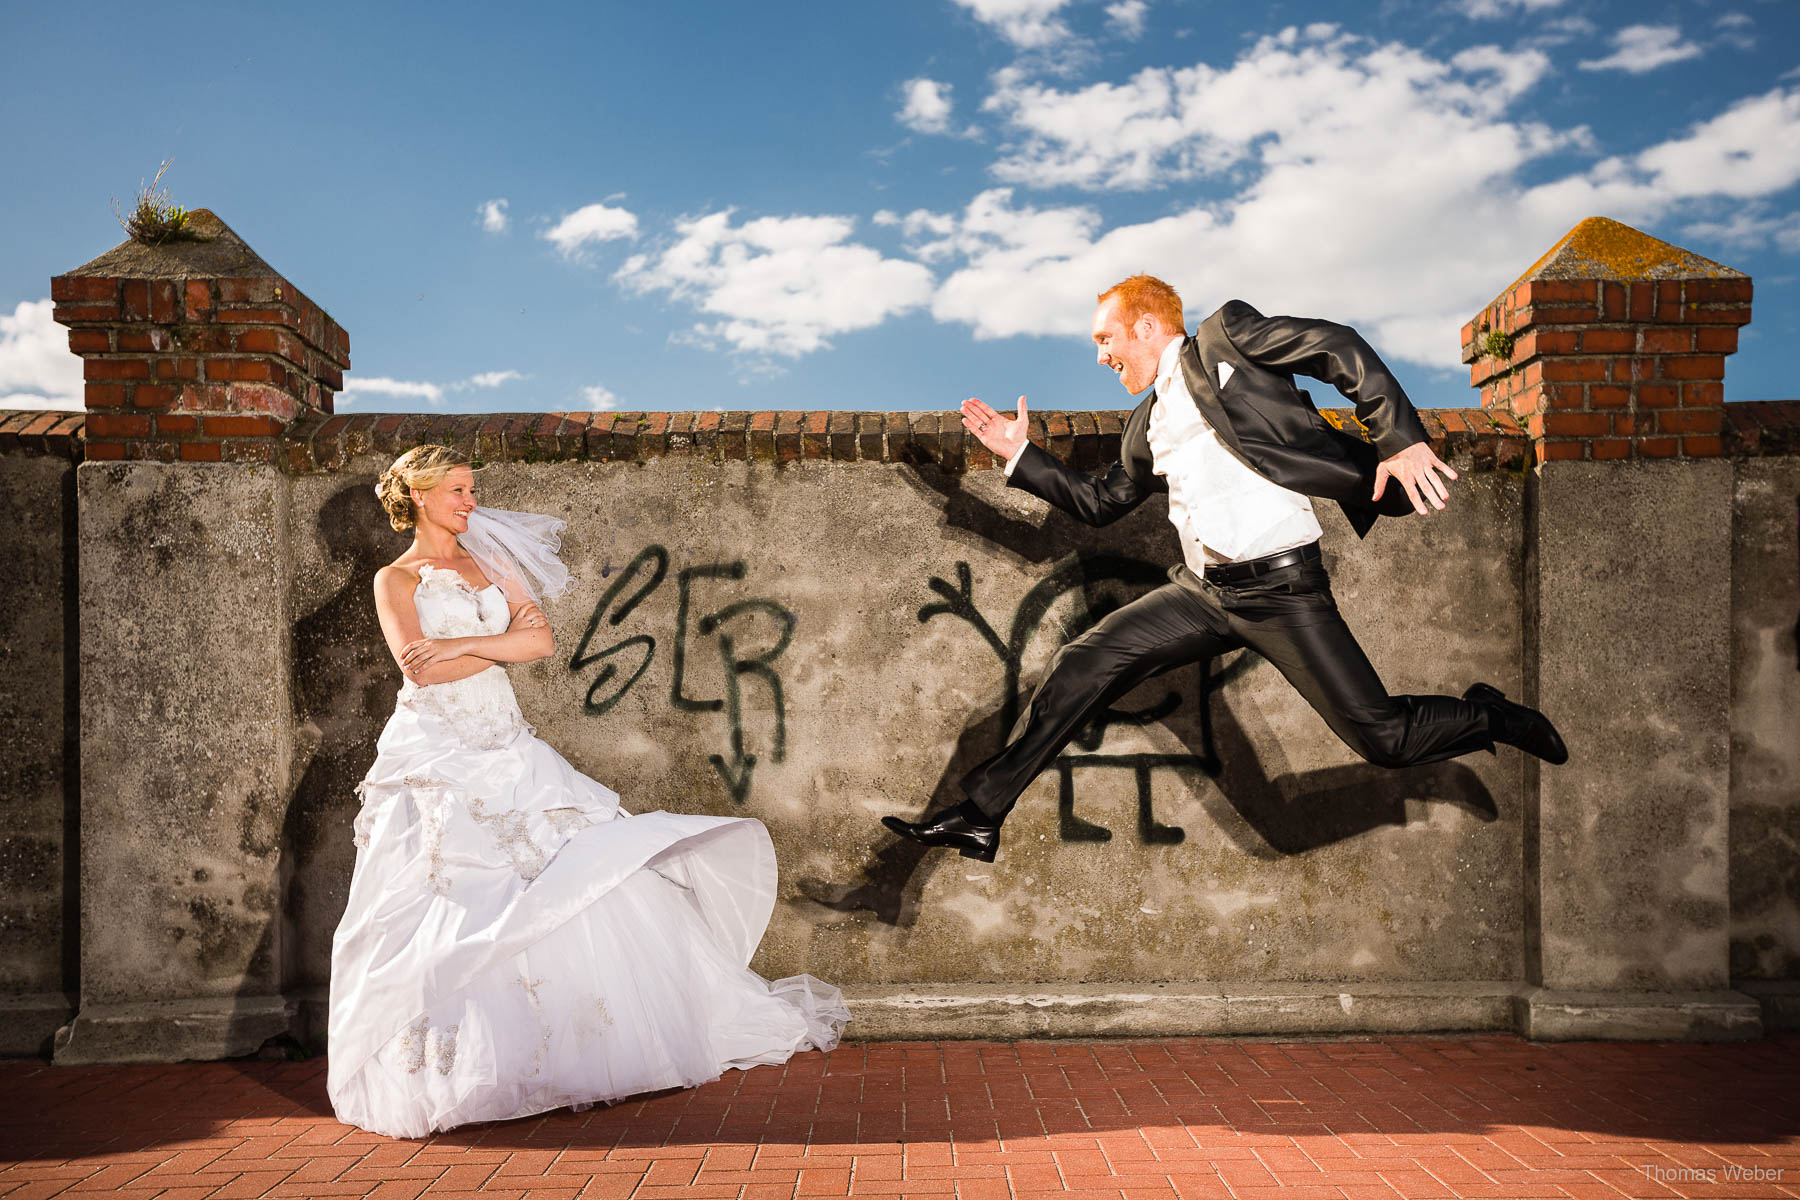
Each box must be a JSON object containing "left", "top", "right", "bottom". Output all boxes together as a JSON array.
[
  {"left": 1121, "top": 390, "right": 1159, "bottom": 486},
  {"left": 1176, "top": 329, "right": 1246, "bottom": 458}
]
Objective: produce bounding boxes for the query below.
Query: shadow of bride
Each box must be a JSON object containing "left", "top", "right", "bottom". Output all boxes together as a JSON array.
[{"left": 281, "top": 481, "right": 404, "bottom": 1040}]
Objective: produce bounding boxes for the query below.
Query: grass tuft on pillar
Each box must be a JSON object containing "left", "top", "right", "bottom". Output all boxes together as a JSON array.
[{"left": 112, "top": 160, "right": 192, "bottom": 246}]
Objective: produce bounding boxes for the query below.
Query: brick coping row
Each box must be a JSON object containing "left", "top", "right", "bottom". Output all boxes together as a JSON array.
[{"left": 4, "top": 403, "right": 1797, "bottom": 468}]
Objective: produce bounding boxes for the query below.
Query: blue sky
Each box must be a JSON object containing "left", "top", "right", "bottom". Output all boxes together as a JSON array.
[{"left": 2, "top": 0, "right": 1797, "bottom": 416}]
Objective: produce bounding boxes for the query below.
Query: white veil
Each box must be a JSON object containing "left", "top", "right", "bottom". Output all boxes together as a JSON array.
[{"left": 457, "top": 507, "right": 574, "bottom": 605}]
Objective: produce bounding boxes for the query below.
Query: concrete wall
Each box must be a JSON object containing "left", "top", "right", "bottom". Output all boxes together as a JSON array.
[
  {"left": 1, "top": 416, "right": 1796, "bottom": 1055},
  {"left": 0, "top": 451, "right": 76, "bottom": 1054},
  {"left": 1535, "top": 461, "right": 1735, "bottom": 992},
  {"left": 1731, "top": 459, "right": 1800, "bottom": 988},
  {"left": 62, "top": 463, "right": 297, "bottom": 1062},
  {"left": 285, "top": 457, "right": 1527, "bottom": 1002}
]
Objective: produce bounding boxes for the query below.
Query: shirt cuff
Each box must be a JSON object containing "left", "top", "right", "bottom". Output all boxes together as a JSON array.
[{"left": 1003, "top": 441, "right": 1029, "bottom": 477}]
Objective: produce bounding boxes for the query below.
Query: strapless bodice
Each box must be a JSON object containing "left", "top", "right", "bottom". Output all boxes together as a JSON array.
[{"left": 394, "top": 564, "right": 530, "bottom": 751}]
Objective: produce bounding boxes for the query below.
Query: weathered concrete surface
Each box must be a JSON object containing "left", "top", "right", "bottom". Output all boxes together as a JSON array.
[
  {"left": 51, "top": 995, "right": 296, "bottom": 1065},
  {"left": 1730, "top": 459, "right": 1800, "bottom": 985},
  {"left": 1516, "top": 987, "right": 1762, "bottom": 1041},
  {"left": 61, "top": 463, "right": 294, "bottom": 1063},
  {"left": 846, "top": 981, "right": 1516, "bottom": 1039},
  {"left": 0, "top": 453, "right": 76, "bottom": 1055},
  {"left": 1535, "top": 460, "right": 1736, "bottom": 992},
  {"left": 285, "top": 456, "right": 1526, "bottom": 1000},
  {"left": 1736, "top": 980, "right": 1800, "bottom": 1032}
]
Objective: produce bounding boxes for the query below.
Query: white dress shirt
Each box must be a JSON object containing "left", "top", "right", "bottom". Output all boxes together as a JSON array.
[{"left": 1006, "top": 336, "right": 1322, "bottom": 571}]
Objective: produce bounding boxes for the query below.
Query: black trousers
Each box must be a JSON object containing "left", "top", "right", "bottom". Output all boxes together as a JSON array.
[{"left": 960, "top": 551, "right": 1494, "bottom": 822}]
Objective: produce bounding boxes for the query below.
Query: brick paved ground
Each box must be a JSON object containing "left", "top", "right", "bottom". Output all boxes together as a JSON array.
[{"left": 2, "top": 1036, "right": 1796, "bottom": 1200}]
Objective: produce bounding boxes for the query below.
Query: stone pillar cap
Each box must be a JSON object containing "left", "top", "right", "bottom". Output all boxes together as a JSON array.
[
  {"left": 1508, "top": 216, "right": 1746, "bottom": 288},
  {"left": 59, "top": 209, "right": 279, "bottom": 281}
]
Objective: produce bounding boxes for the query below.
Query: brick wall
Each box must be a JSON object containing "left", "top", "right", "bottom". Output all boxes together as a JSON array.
[
  {"left": 50, "top": 209, "right": 348, "bottom": 465},
  {"left": 1462, "top": 216, "right": 1754, "bottom": 464},
  {"left": 16, "top": 403, "right": 1800, "bottom": 473}
]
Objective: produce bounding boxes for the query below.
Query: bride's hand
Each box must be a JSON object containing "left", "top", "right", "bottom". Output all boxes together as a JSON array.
[
  {"left": 400, "top": 636, "right": 462, "bottom": 675},
  {"left": 515, "top": 602, "right": 547, "bottom": 629}
]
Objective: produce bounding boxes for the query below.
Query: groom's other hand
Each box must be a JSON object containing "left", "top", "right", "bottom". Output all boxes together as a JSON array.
[
  {"left": 961, "top": 395, "right": 1030, "bottom": 461},
  {"left": 1373, "top": 440, "right": 1459, "bottom": 515}
]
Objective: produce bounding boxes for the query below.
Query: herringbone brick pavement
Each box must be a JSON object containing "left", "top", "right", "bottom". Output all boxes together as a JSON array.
[{"left": 2, "top": 1036, "right": 1796, "bottom": 1200}]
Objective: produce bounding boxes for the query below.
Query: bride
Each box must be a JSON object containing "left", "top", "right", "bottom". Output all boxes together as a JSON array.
[{"left": 328, "top": 445, "right": 848, "bottom": 1139}]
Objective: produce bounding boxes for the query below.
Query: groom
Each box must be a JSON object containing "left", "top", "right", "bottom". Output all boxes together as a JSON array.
[{"left": 884, "top": 275, "right": 1566, "bottom": 863}]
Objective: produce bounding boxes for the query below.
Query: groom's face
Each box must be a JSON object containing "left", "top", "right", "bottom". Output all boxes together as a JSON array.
[{"left": 1091, "top": 297, "right": 1160, "bottom": 395}]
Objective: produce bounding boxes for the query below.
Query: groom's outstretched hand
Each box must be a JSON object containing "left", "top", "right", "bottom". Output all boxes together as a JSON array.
[
  {"left": 1373, "top": 440, "right": 1459, "bottom": 515},
  {"left": 961, "top": 395, "right": 1030, "bottom": 463}
]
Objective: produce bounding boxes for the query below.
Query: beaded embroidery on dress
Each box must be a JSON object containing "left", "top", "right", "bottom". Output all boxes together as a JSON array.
[{"left": 328, "top": 563, "right": 848, "bottom": 1139}]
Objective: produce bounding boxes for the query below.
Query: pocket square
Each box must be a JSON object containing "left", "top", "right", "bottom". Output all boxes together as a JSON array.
[{"left": 1216, "top": 361, "right": 1235, "bottom": 387}]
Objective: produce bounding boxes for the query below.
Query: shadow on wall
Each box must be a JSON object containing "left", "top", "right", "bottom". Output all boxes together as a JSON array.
[
  {"left": 269, "top": 465, "right": 1501, "bottom": 960},
  {"left": 795, "top": 459, "right": 1497, "bottom": 928},
  {"left": 282, "top": 484, "right": 404, "bottom": 1000}
]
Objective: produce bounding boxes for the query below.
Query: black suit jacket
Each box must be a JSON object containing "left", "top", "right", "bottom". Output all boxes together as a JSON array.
[{"left": 1008, "top": 300, "right": 1429, "bottom": 539}]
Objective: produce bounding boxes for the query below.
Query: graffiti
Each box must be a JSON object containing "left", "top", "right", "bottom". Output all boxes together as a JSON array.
[
  {"left": 569, "top": 544, "right": 796, "bottom": 805},
  {"left": 919, "top": 553, "right": 1260, "bottom": 845},
  {"left": 569, "top": 545, "right": 665, "bottom": 716}
]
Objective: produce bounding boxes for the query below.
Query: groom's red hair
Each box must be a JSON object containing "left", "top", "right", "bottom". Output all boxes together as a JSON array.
[{"left": 1098, "top": 274, "right": 1184, "bottom": 334}]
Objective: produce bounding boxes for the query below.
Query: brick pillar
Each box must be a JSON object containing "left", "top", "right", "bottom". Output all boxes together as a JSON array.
[
  {"left": 1461, "top": 216, "right": 1751, "bottom": 465},
  {"left": 1466, "top": 217, "right": 1760, "bottom": 1040},
  {"left": 48, "top": 212, "right": 348, "bottom": 1062},
  {"left": 52, "top": 209, "right": 349, "bottom": 465}
]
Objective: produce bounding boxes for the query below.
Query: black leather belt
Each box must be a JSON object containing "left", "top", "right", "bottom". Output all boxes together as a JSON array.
[{"left": 1203, "top": 541, "right": 1322, "bottom": 585}]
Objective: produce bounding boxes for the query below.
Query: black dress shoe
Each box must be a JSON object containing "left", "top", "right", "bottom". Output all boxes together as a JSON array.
[
  {"left": 880, "top": 807, "right": 1001, "bottom": 862},
  {"left": 1465, "top": 682, "right": 1569, "bottom": 765}
]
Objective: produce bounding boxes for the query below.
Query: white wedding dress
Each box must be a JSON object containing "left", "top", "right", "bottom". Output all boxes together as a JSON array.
[{"left": 328, "top": 564, "right": 848, "bottom": 1139}]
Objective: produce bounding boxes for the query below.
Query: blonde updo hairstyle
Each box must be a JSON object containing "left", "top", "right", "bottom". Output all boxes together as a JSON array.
[{"left": 377, "top": 445, "right": 472, "bottom": 532}]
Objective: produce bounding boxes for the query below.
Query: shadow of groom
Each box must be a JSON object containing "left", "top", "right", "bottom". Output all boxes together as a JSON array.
[{"left": 793, "top": 457, "right": 1496, "bottom": 927}]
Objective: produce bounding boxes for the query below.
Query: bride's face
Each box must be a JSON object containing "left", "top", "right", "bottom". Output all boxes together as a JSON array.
[{"left": 414, "top": 466, "right": 476, "bottom": 535}]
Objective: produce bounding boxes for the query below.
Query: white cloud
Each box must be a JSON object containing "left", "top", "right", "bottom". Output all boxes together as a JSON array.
[
  {"left": 950, "top": 0, "right": 1075, "bottom": 48},
  {"left": 1451, "top": 44, "right": 1555, "bottom": 103},
  {"left": 1105, "top": 0, "right": 1148, "bottom": 39},
  {"left": 1714, "top": 12, "right": 1755, "bottom": 52},
  {"left": 1524, "top": 15, "right": 1596, "bottom": 48},
  {"left": 1632, "top": 88, "right": 1800, "bottom": 199},
  {"left": 1579, "top": 24, "right": 1702, "bottom": 74},
  {"left": 984, "top": 26, "right": 1562, "bottom": 192},
  {"left": 581, "top": 385, "right": 620, "bottom": 411},
  {"left": 336, "top": 376, "right": 446, "bottom": 408},
  {"left": 615, "top": 210, "right": 935, "bottom": 357},
  {"left": 1684, "top": 209, "right": 1800, "bottom": 255},
  {"left": 0, "top": 299, "right": 83, "bottom": 411},
  {"left": 899, "top": 77, "right": 956, "bottom": 134},
  {"left": 479, "top": 198, "right": 509, "bottom": 233},
  {"left": 463, "top": 370, "right": 524, "bottom": 389},
  {"left": 338, "top": 368, "right": 529, "bottom": 407},
  {"left": 544, "top": 203, "right": 640, "bottom": 260},
  {"left": 904, "top": 26, "right": 1800, "bottom": 375},
  {"left": 1453, "top": 0, "right": 1563, "bottom": 18}
]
